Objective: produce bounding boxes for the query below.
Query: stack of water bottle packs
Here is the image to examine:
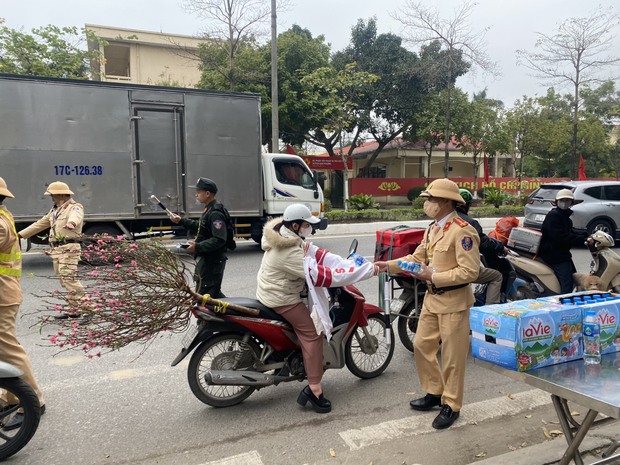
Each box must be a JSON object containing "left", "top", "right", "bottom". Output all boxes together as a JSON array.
[{"left": 470, "top": 291, "right": 620, "bottom": 371}]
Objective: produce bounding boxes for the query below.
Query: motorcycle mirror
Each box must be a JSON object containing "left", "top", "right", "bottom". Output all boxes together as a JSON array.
[{"left": 347, "top": 239, "right": 359, "bottom": 258}]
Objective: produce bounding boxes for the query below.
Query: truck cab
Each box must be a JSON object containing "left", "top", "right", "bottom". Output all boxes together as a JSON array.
[{"left": 251, "top": 153, "right": 325, "bottom": 242}]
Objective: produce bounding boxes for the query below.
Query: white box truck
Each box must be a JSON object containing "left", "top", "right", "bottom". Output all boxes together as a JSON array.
[{"left": 0, "top": 74, "right": 325, "bottom": 244}]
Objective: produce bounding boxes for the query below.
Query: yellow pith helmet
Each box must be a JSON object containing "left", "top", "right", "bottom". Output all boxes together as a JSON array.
[{"left": 44, "top": 181, "right": 74, "bottom": 196}]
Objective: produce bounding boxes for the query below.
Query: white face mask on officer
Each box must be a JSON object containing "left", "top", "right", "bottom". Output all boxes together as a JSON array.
[
  {"left": 423, "top": 199, "right": 442, "bottom": 219},
  {"left": 557, "top": 199, "right": 572, "bottom": 210},
  {"left": 299, "top": 224, "right": 313, "bottom": 239}
]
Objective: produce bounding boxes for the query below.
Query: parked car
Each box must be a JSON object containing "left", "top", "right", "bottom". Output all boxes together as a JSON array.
[{"left": 524, "top": 180, "right": 620, "bottom": 239}]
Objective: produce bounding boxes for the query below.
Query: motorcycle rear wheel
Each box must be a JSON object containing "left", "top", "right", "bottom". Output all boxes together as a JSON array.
[
  {"left": 0, "top": 377, "right": 41, "bottom": 461},
  {"left": 345, "top": 314, "right": 395, "bottom": 379},
  {"left": 188, "top": 334, "right": 260, "bottom": 407}
]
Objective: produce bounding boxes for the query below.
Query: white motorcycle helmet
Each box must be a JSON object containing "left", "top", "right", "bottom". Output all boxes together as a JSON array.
[
  {"left": 283, "top": 204, "right": 320, "bottom": 225},
  {"left": 590, "top": 230, "right": 615, "bottom": 249}
]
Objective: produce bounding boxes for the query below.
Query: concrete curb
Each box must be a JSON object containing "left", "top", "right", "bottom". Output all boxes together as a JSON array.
[{"left": 468, "top": 421, "right": 619, "bottom": 465}]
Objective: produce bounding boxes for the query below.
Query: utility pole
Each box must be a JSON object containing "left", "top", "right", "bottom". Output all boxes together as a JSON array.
[{"left": 270, "top": 0, "right": 279, "bottom": 153}]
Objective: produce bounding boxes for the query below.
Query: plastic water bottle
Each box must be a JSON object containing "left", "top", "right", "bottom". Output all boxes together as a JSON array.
[
  {"left": 397, "top": 260, "right": 422, "bottom": 274},
  {"left": 583, "top": 309, "right": 601, "bottom": 365}
]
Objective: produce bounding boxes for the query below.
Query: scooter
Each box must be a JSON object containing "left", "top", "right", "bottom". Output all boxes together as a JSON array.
[
  {"left": 0, "top": 362, "right": 41, "bottom": 461},
  {"left": 506, "top": 230, "right": 620, "bottom": 299},
  {"left": 171, "top": 240, "right": 394, "bottom": 408}
]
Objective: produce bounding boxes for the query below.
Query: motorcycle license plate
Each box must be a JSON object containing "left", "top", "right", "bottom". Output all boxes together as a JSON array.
[
  {"left": 182, "top": 325, "right": 199, "bottom": 349},
  {"left": 390, "top": 298, "right": 406, "bottom": 313}
]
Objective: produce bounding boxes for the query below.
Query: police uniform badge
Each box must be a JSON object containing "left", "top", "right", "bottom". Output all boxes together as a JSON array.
[
  {"left": 213, "top": 219, "right": 224, "bottom": 230},
  {"left": 461, "top": 236, "right": 473, "bottom": 251}
]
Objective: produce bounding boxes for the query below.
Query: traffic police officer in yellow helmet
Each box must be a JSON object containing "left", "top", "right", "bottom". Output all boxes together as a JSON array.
[
  {"left": 385, "top": 178, "right": 480, "bottom": 429},
  {"left": 0, "top": 177, "right": 46, "bottom": 429},
  {"left": 19, "top": 181, "right": 90, "bottom": 319}
]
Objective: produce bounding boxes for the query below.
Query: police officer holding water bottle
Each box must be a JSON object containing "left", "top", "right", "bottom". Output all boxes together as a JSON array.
[{"left": 383, "top": 178, "right": 480, "bottom": 429}]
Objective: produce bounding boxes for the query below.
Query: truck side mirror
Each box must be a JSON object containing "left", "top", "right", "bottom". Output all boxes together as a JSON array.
[{"left": 312, "top": 170, "right": 319, "bottom": 199}]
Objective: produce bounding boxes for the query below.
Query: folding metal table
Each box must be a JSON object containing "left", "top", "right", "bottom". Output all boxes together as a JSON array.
[{"left": 478, "top": 352, "right": 620, "bottom": 465}]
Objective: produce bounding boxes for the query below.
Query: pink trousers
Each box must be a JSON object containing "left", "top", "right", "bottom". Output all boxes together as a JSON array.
[{"left": 275, "top": 302, "right": 324, "bottom": 384}]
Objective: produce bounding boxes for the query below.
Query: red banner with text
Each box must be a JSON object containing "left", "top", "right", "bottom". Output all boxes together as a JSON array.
[
  {"left": 302, "top": 156, "right": 353, "bottom": 170},
  {"left": 350, "top": 177, "right": 572, "bottom": 196}
]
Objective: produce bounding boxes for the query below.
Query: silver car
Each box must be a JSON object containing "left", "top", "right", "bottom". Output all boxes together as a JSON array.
[{"left": 523, "top": 180, "right": 620, "bottom": 239}]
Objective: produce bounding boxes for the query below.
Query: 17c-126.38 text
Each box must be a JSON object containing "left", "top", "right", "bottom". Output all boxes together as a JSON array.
[{"left": 54, "top": 165, "right": 104, "bottom": 176}]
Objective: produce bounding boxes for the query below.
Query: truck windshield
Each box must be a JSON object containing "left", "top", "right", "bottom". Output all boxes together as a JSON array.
[{"left": 274, "top": 160, "right": 315, "bottom": 189}]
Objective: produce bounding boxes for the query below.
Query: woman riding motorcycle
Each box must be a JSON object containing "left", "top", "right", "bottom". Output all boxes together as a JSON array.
[{"left": 256, "top": 204, "right": 387, "bottom": 413}]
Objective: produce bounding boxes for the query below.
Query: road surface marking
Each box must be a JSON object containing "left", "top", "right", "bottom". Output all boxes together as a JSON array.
[
  {"left": 109, "top": 368, "right": 141, "bottom": 380},
  {"left": 199, "top": 451, "right": 264, "bottom": 465},
  {"left": 49, "top": 355, "right": 84, "bottom": 366},
  {"left": 339, "top": 388, "right": 551, "bottom": 451}
]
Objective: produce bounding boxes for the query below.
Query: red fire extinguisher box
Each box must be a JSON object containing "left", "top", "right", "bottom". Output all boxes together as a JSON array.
[{"left": 374, "top": 226, "right": 426, "bottom": 261}]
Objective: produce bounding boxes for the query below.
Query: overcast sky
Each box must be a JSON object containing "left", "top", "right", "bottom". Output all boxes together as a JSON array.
[{"left": 2, "top": 0, "right": 619, "bottom": 107}]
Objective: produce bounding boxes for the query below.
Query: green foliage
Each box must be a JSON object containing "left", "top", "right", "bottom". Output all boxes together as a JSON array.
[
  {"left": 323, "top": 198, "right": 333, "bottom": 212},
  {"left": 0, "top": 22, "right": 106, "bottom": 78},
  {"left": 325, "top": 205, "right": 524, "bottom": 224},
  {"left": 482, "top": 187, "right": 508, "bottom": 208},
  {"left": 197, "top": 38, "right": 268, "bottom": 93},
  {"left": 500, "top": 192, "right": 529, "bottom": 207},
  {"left": 346, "top": 194, "right": 380, "bottom": 210},
  {"left": 407, "top": 187, "right": 424, "bottom": 202},
  {"left": 412, "top": 196, "right": 426, "bottom": 209}
]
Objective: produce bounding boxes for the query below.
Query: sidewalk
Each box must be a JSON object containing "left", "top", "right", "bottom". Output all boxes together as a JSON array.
[{"left": 469, "top": 420, "right": 618, "bottom": 465}]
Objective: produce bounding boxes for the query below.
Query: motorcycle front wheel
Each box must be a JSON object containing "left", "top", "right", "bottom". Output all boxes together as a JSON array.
[
  {"left": 345, "top": 314, "right": 395, "bottom": 379},
  {"left": 0, "top": 377, "right": 41, "bottom": 461},
  {"left": 397, "top": 301, "right": 422, "bottom": 353},
  {"left": 188, "top": 334, "right": 260, "bottom": 408}
]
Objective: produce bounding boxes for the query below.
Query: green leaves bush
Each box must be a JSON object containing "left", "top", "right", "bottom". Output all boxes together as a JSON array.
[
  {"left": 346, "top": 194, "right": 380, "bottom": 210},
  {"left": 483, "top": 188, "right": 509, "bottom": 208},
  {"left": 325, "top": 205, "right": 524, "bottom": 223}
]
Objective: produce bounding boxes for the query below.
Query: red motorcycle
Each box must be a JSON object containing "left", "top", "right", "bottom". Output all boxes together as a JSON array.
[{"left": 171, "top": 240, "right": 395, "bottom": 408}]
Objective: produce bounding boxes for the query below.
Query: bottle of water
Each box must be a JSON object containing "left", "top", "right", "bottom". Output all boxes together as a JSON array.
[
  {"left": 397, "top": 260, "right": 422, "bottom": 274},
  {"left": 583, "top": 309, "right": 601, "bottom": 365}
]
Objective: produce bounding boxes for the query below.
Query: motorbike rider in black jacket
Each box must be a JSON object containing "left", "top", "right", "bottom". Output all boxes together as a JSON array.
[
  {"left": 538, "top": 189, "right": 588, "bottom": 294},
  {"left": 457, "top": 189, "right": 506, "bottom": 304}
]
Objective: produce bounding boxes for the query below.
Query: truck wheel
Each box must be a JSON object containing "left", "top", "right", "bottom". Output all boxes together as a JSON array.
[
  {"left": 251, "top": 233, "right": 262, "bottom": 244},
  {"left": 83, "top": 224, "right": 123, "bottom": 238}
]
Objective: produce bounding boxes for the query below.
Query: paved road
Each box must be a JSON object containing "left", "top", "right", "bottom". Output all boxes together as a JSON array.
[{"left": 13, "top": 232, "right": 598, "bottom": 465}]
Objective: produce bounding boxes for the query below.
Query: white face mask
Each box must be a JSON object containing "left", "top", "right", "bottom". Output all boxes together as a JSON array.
[
  {"left": 557, "top": 200, "right": 572, "bottom": 210},
  {"left": 423, "top": 200, "right": 442, "bottom": 219},
  {"left": 299, "top": 224, "right": 313, "bottom": 239}
]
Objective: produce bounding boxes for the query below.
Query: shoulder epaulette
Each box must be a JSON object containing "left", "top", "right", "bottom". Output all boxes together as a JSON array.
[{"left": 454, "top": 217, "right": 469, "bottom": 228}]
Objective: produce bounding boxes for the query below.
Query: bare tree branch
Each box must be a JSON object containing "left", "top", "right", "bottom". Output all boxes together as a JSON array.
[
  {"left": 391, "top": 0, "right": 498, "bottom": 177},
  {"left": 516, "top": 7, "right": 620, "bottom": 178}
]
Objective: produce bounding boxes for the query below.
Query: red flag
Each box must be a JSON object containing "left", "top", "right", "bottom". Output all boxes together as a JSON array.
[
  {"left": 578, "top": 154, "right": 586, "bottom": 180},
  {"left": 285, "top": 144, "right": 297, "bottom": 155},
  {"left": 483, "top": 153, "right": 490, "bottom": 183}
]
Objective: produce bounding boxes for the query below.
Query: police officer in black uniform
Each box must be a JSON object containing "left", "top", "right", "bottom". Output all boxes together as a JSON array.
[{"left": 170, "top": 178, "right": 228, "bottom": 298}]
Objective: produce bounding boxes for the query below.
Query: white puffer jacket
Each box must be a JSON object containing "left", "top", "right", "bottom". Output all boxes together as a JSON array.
[
  {"left": 256, "top": 218, "right": 306, "bottom": 308},
  {"left": 256, "top": 217, "right": 380, "bottom": 339}
]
